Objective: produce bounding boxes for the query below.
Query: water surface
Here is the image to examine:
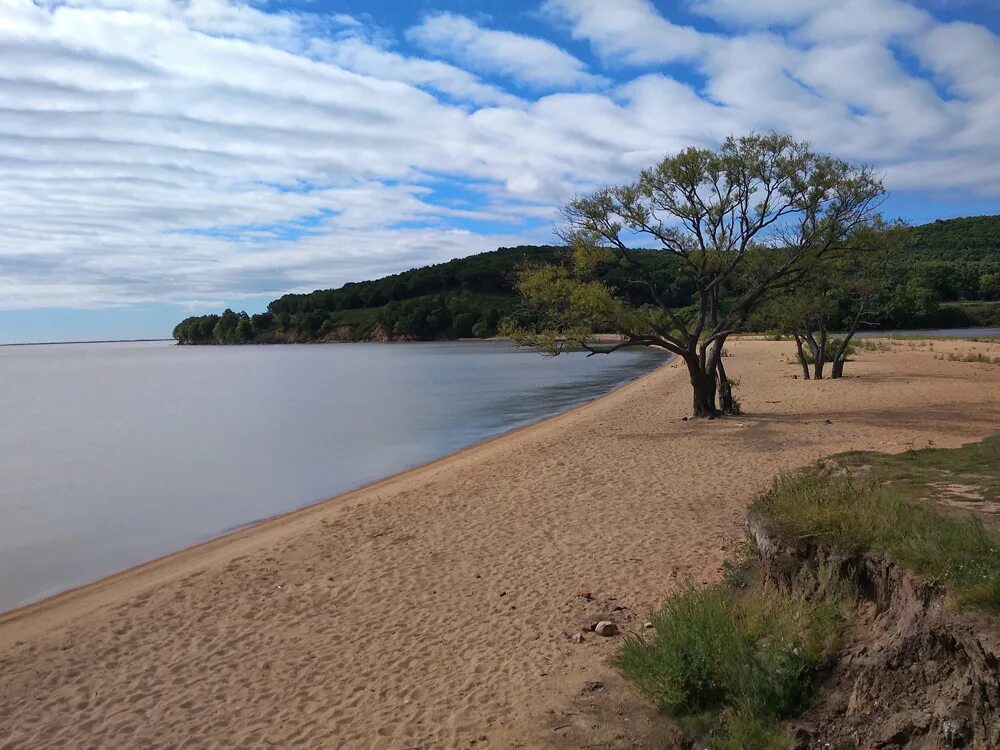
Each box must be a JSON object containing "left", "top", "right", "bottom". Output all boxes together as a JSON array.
[
  {"left": 0, "top": 341, "right": 666, "bottom": 611},
  {"left": 855, "top": 326, "right": 1000, "bottom": 338}
]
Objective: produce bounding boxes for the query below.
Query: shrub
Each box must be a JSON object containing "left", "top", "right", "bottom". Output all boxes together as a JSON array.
[
  {"left": 620, "top": 582, "right": 841, "bottom": 736},
  {"left": 798, "top": 337, "right": 856, "bottom": 364}
]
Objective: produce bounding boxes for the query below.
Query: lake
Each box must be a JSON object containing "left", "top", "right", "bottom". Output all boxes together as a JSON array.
[
  {"left": 0, "top": 341, "right": 667, "bottom": 611},
  {"left": 855, "top": 327, "right": 1000, "bottom": 338}
]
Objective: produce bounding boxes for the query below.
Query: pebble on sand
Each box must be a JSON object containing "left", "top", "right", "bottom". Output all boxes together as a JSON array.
[{"left": 594, "top": 621, "right": 618, "bottom": 637}]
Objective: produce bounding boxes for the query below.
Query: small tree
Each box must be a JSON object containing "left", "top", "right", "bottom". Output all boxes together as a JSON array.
[
  {"left": 507, "top": 133, "right": 885, "bottom": 416},
  {"left": 760, "top": 222, "right": 909, "bottom": 379},
  {"left": 235, "top": 316, "right": 254, "bottom": 343}
]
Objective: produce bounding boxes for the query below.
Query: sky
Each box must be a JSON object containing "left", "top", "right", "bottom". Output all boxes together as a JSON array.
[{"left": 1, "top": 0, "right": 999, "bottom": 343}]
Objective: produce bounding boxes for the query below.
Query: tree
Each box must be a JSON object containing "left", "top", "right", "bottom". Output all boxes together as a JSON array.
[
  {"left": 212, "top": 308, "right": 240, "bottom": 343},
  {"left": 452, "top": 312, "right": 477, "bottom": 337},
  {"left": 507, "top": 133, "right": 886, "bottom": 417},
  {"left": 235, "top": 317, "right": 254, "bottom": 343},
  {"left": 981, "top": 271, "right": 1000, "bottom": 301},
  {"left": 758, "top": 221, "right": 909, "bottom": 379}
]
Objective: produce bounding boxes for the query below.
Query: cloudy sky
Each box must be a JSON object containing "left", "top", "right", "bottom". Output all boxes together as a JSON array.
[{"left": 1, "top": 0, "right": 998, "bottom": 343}]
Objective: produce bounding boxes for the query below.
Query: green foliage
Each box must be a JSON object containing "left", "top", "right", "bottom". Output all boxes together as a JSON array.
[
  {"left": 710, "top": 708, "right": 792, "bottom": 750},
  {"left": 620, "top": 582, "right": 841, "bottom": 742},
  {"left": 752, "top": 221, "right": 909, "bottom": 362},
  {"left": 753, "top": 436, "right": 1000, "bottom": 612},
  {"left": 173, "top": 247, "right": 563, "bottom": 344},
  {"left": 981, "top": 272, "right": 1000, "bottom": 301},
  {"left": 882, "top": 215, "right": 1000, "bottom": 325},
  {"left": 174, "top": 214, "right": 1000, "bottom": 344},
  {"left": 752, "top": 215, "right": 1000, "bottom": 333},
  {"left": 939, "top": 301, "right": 1000, "bottom": 327},
  {"left": 796, "top": 337, "right": 856, "bottom": 364}
]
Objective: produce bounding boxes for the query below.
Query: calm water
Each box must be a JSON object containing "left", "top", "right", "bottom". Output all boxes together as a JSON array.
[
  {"left": 0, "top": 341, "right": 667, "bottom": 611},
  {"left": 855, "top": 327, "right": 1000, "bottom": 338}
]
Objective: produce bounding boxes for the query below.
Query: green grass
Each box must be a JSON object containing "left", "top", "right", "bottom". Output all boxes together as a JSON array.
[
  {"left": 711, "top": 708, "right": 792, "bottom": 750},
  {"left": 836, "top": 435, "right": 1000, "bottom": 507},
  {"left": 619, "top": 581, "right": 842, "bottom": 747},
  {"left": 753, "top": 437, "right": 1000, "bottom": 612}
]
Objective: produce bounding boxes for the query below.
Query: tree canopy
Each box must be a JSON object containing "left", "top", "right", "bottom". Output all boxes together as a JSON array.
[{"left": 508, "top": 133, "right": 887, "bottom": 416}]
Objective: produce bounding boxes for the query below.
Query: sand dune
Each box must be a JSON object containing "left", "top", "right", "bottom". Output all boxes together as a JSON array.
[{"left": 2, "top": 337, "right": 999, "bottom": 749}]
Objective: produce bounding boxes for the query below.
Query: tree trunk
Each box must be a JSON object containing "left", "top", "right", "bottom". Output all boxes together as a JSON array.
[
  {"left": 812, "top": 330, "right": 827, "bottom": 380},
  {"left": 685, "top": 356, "right": 718, "bottom": 418},
  {"left": 793, "top": 334, "right": 811, "bottom": 380},
  {"left": 830, "top": 330, "right": 857, "bottom": 379},
  {"left": 716, "top": 357, "right": 736, "bottom": 414}
]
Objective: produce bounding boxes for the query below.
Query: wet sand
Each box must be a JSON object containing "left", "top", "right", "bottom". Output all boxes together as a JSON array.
[{"left": 2, "top": 337, "right": 999, "bottom": 749}]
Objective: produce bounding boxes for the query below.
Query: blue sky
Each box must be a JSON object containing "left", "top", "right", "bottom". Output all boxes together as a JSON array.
[{"left": 1, "top": 0, "right": 998, "bottom": 343}]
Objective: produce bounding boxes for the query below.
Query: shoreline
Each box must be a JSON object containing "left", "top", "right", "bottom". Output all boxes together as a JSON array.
[
  {"left": 0, "top": 355, "right": 676, "bottom": 641},
  {"left": 4, "top": 337, "right": 1000, "bottom": 748}
]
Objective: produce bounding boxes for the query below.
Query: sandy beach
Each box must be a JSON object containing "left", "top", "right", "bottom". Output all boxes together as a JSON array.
[{"left": 2, "top": 337, "right": 999, "bottom": 749}]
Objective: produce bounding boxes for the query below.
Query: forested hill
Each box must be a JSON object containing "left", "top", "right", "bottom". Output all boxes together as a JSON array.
[
  {"left": 173, "top": 215, "right": 1000, "bottom": 344},
  {"left": 173, "top": 246, "right": 570, "bottom": 344}
]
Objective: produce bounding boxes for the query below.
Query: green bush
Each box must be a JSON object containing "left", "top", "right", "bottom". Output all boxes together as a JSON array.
[
  {"left": 798, "top": 337, "right": 856, "bottom": 364},
  {"left": 620, "top": 582, "right": 840, "bottom": 742}
]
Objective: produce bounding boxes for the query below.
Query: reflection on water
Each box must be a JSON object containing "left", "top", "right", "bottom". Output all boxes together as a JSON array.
[{"left": 0, "top": 340, "right": 667, "bottom": 610}]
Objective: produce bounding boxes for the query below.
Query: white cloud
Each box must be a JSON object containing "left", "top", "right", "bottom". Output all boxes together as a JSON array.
[
  {"left": 543, "top": 0, "right": 710, "bottom": 64},
  {"left": 311, "top": 36, "right": 522, "bottom": 107},
  {"left": 914, "top": 19, "right": 1000, "bottom": 99},
  {"left": 0, "top": 0, "right": 999, "bottom": 316},
  {"left": 691, "top": 0, "right": 931, "bottom": 40},
  {"left": 690, "top": 0, "right": 832, "bottom": 27},
  {"left": 407, "top": 12, "right": 606, "bottom": 89},
  {"left": 796, "top": 0, "right": 932, "bottom": 42}
]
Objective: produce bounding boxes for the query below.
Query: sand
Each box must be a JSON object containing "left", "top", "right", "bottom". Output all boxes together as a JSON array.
[{"left": 2, "top": 337, "right": 999, "bottom": 749}]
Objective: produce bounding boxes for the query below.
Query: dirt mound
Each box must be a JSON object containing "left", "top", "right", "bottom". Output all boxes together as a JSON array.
[{"left": 749, "top": 516, "right": 1000, "bottom": 749}]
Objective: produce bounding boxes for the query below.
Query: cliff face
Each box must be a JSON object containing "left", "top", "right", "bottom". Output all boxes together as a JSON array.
[{"left": 748, "top": 514, "right": 1000, "bottom": 749}]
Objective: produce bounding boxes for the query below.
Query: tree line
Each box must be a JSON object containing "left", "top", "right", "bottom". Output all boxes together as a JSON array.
[{"left": 173, "top": 209, "right": 999, "bottom": 349}]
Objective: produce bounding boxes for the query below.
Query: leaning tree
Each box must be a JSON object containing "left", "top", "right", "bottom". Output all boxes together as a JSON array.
[{"left": 507, "top": 133, "right": 886, "bottom": 417}]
